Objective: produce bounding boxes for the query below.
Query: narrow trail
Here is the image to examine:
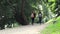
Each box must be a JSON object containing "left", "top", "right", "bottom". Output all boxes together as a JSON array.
[{"left": 0, "top": 23, "right": 48, "bottom": 34}]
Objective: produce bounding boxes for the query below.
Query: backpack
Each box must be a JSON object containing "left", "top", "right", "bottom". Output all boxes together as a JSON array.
[
  {"left": 38, "top": 14, "right": 42, "bottom": 17},
  {"left": 34, "top": 13, "right": 36, "bottom": 18}
]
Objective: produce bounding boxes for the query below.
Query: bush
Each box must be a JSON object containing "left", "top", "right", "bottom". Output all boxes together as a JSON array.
[{"left": 41, "top": 16, "right": 60, "bottom": 34}]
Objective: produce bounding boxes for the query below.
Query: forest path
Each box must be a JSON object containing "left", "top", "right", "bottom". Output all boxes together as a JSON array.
[{"left": 0, "top": 23, "right": 48, "bottom": 34}]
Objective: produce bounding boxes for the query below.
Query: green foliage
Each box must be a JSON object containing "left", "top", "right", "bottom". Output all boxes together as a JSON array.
[
  {"left": 39, "top": 0, "right": 57, "bottom": 23},
  {"left": 41, "top": 16, "right": 60, "bottom": 34},
  {"left": 0, "top": 0, "right": 57, "bottom": 26},
  {"left": 48, "top": 0, "right": 56, "bottom": 2}
]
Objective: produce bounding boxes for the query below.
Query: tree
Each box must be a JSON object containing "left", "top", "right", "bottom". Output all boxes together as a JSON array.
[{"left": 14, "top": 0, "right": 29, "bottom": 25}]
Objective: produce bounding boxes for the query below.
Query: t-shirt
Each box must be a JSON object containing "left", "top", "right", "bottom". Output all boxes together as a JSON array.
[{"left": 31, "top": 13, "right": 34, "bottom": 18}]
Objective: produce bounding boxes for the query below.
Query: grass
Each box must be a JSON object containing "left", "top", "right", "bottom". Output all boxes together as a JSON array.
[{"left": 41, "top": 16, "right": 60, "bottom": 34}]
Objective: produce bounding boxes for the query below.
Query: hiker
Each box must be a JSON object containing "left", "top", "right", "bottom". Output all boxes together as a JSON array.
[
  {"left": 38, "top": 12, "right": 42, "bottom": 24},
  {"left": 31, "top": 11, "right": 36, "bottom": 25}
]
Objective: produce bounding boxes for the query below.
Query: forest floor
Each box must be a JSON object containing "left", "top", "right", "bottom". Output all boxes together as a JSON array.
[{"left": 0, "top": 23, "right": 48, "bottom": 34}]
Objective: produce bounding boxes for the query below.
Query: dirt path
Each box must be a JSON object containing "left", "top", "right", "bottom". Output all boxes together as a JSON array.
[{"left": 0, "top": 23, "right": 48, "bottom": 34}]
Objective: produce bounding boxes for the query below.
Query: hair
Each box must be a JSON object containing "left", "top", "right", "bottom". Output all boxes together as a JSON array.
[
  {"left": 39, "top": 12, "right": 41, "bottom": 14},
  {"left": 32, "top": 11, "right": 34, "bottom": 13}
]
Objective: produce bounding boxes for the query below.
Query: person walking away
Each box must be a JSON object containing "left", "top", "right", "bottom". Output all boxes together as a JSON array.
[
  {"left": 31, "top": 11, "right": 36, "bottom": 25},
  {"left": 38, "top": 12, "right": 42, "bottom": 24}
]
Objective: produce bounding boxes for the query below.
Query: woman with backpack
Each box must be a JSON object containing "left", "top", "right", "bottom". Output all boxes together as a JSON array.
[{"left": 31, "top": 11, "right": 36, "bottom": 25}]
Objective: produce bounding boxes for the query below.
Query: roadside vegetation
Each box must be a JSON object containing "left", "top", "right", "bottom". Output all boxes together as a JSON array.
[{"left": 41, "top": 16, "right": 60, "bottom": 34}]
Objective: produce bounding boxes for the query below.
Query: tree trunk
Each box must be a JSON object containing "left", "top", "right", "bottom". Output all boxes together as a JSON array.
[
  {"left": 14, "top": 0, "right": 29, "bottom": 25},
  {"left": 20, "top": 0, "right": 29, "bottom": 25}
]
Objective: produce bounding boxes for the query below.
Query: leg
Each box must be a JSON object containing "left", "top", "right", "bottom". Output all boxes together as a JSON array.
[
  {"left": 39, "top": 17, "right": 42, "bottom": 24},
  {"left": 32, "top": 18, "right": 34, "bottom": 25}
]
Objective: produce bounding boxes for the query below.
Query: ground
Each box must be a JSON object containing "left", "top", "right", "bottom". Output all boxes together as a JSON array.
[{"left": 0, "top": 23, "right": 48, "bottom": 34}]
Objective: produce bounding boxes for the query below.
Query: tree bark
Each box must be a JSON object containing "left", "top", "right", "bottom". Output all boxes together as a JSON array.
[
  {"left": 14, "top": 0, "right": 29, "bottom": 25},
  {"left": 20, "top": 0, "right": 29, "bottom": 25}
]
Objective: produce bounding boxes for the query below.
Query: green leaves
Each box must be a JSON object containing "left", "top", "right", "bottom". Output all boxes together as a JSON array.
[
  {"left": 48, "top": 0, "right": 56, "bottom": 2},
  {"left": 41, "top": 16, "right": 60, "bottom": 34}
]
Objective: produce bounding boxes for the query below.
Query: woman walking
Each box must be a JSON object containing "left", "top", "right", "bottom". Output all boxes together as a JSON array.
[{"left": 31, "top": 11, "right": 36, "bottom": 25}]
